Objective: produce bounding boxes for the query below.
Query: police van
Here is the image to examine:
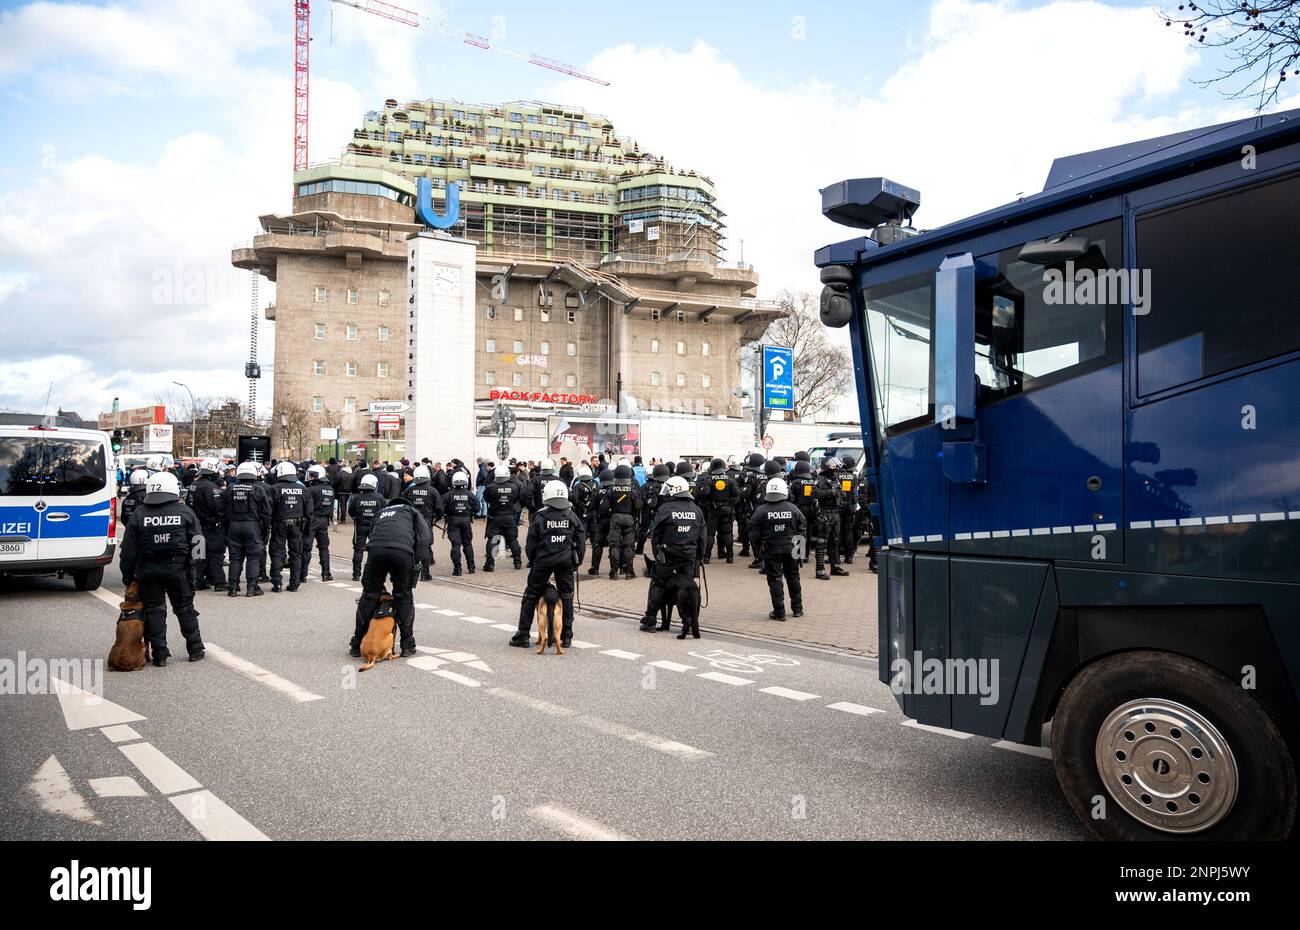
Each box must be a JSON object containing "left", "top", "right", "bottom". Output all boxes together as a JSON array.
[{"left": 0, "top": 425, "right": 118, "bottom": 591}]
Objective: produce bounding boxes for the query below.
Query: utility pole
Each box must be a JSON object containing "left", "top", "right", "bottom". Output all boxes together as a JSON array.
[{"left": 173, "top": 381, "right": 197, "bottom": 458}]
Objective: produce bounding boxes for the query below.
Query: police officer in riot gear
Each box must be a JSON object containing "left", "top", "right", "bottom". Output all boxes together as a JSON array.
[
  {"left": 816, "top": 457, "right": 850, "bottom": 576},
  {"left": 526, "top": 457, "right": 557, "bottom": 527},
  {"left": 586, "top": 469, "right": 615, "bottom": 575},
  {"left": 253, "top": 463, "right": 273, "bottom": 583},
  {"left": 119, "top": 471, "right": 205, "bottom": 665},
  {"left": 442, "top": 471, "right": 477, "bottom": 575},
  {"left": 837, "top": 455, "right": 861, "bottom": 564},
  {"left": 748, "top": 476, "right": 807, "bottom": 621},
  {"left": 223, "top": 461, "right": 270, "bottom": 597},
  {"left": 401, "top": 463, "right": 442, "bottom": 581},
  {"left": 749, "top": 459, "right": 784, "bottom": 569},
  {"left": 636, "top": 463, "right": 671, "bottom": 576},
  {"left": 789, "top": 459, "right": 828, "bottom": 580},
  {"left": 736, "top": 452, "right": 764, "bottom": 559},
  {"left": 606, "top": 463, "right": 640, "bottom": 580},
  {"left": 509, "top": 480, "right": 586, "bottom": 649},
  {"left": 189, "top": 458, "right": 227, "bottom": 591},
  {"left": 268, "top": 461, "right": 307, "bottom": 592},
  {"left": 120, "top": 468, "right": 149, "bottom": 528},
  {"left": 350, "top": 498, "right": 432, "bottom": 659},
  {"left": 569, "top": 464, "right": 595, "bottom": 523},
  {"left": 483, "top": 462, "right": 523, "bottom": 571},
  {"left": 701, "top": 457, "right": 740, "bottom": 564},
  {"left": 639, "top": 475, "right": 705, "bottom": 635},
  {"left": 301, "top": 464, "right": 335, "bottom": 582},
  {"left": 348, "top": 472, "right": 386, "bottom": 580}
]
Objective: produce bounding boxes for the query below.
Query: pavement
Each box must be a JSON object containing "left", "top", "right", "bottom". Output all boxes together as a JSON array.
[
  {"left": 0, "top": 524, "right": 1085, "bottom": 842},
  {"left": 368, "top": 514, "right": 879, "bottom": 657}
]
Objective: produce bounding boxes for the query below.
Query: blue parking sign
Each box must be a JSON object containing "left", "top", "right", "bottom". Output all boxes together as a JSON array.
[{"left": 762, "top": 345, "right": 794, "bottom": 410}]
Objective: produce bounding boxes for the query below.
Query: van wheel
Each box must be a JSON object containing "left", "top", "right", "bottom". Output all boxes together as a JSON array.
[
  {"left": 1052, "top": 650, "right": 1295, "bottom": 840},
  {"left": 73, "top": 568, "right": 103, "bottom": 592}
]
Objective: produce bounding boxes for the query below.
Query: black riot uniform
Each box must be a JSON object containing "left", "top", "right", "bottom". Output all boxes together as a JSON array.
[
  {"left": 569, "top": 472, "right": 595, "bottom": 523},
  {"left": 269, "top": 469, "right": 307, "bottom": 591},
  {"left": 837, "top": 457, "right": 860, "bottom": 563},
  {"left": 748, "top": 496, "right": 808, "bottom": 620},
  {"left": 348, "top": 483, "right": 387, "bottom": 579},
  {"left": 401, "top": 475, "right": 442, "bottom": 580},
  {"left": 120, "top": 478, "right": 147, "bottom": 528},
  {"left": 748, "top": 460, "right": 782, "bottom": 568},
  {"left": 482, "top": 474, "right": 523, "bottom": 571},
  {"left": 509, "top": 500, "right": 586, "bottom": 648},
  {"left": 636, "top": 464, "right": 670, "bottom": 576},
  {"left": 639, "top": 490, "right": 706, "bottom": 636},
  {"left": 351, "top": 502, "right": 431, "bottom": 657},
  {"left": 189, "top": 470, "right": 227, "bottom": 590},
  {"left": 223, "top": 471, "right": 271, "bottom": 595},
  {"left": 735, "top": 454, "right": 763, "bottom": 558},
  {"left": 605, "top": 465, "right": 641, "bottom": 579},
  {"left": 441, "top": 482, "right": 477, "bottom": 575},
  {"left": 701, "top": 458, "right": 740, "bottom": 563},
  {"left": 585, "top": 470, "right": 615, "bottom": 575},
  {"left": 119, "top": 495, "right": 205, "bottom": 663},
  {"left": 815, "top": 463, "right": 849, "bottom": 576},
  {"left": 254, "top": 475, "right": 273, "bottom": 582},
  {"left": 301, "top": 473, "right": 335, "bottom": 582},
  {"left": 789, "top": 461, "right": 827, "bottom": 579}
]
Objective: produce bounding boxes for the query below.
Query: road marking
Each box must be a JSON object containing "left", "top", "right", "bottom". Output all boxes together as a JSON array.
[
  {"left": 698, "top": 672, "right": 755, "bottom": 687},
  {"left": 414, "top": 604, "right": 435, "bottom": 610},
  {"left": 488, "top": 687, "right": 712, "bottom": 761},
  {"left": 169, "top": 789, "right": 270, "bottom": 841},
  {"left": 100, "top": 724, "right": 143, "bottom": 743},
  {"left": 461, "top": 615, "right": 496, "bottom": 624},
  {"left": 901, "top": 719, "right": 973, "bottom": 739},
  {"left": 646, "top": 660, "right": 695, "bottom": 672},
  {"left": 568, "top": 640, "right": 601, "bottom": 649},
  {"left": 464, "top": 660, "right": 493, "bottom": 672},
  {"left": 118, "top": 742, "right": 203, "bottom": 795},
  {"left": 405, "top": 656, "right": 446, "bottom": 671},
  {"left": 992, "top": 739, "right": 1052, "bottom": 759},
  {"left": 431, "top": 669, "right": 481, "bottom": 688},
  {"left": 438, "top": 651, "right": 480, "bottom": 663},
  {"left": 491, "top": 623, "right": 517, "bottom": 632},
  {"left": 435, "top": 608, "right": 463, "bottom": 616},
  {"left": 415, "top": 646, "right": 451, "bottom": 655},
  {"left": 28, "top": 755, "right": 101, "bottom": 825},
  {"left": 204, "top": 642, "right": 325, "bottom": 704},
  {"left": 527, "top": 804, "right": 632, "bottom": 841},
  {"left": 52, "top": 677, "right": 144, "bottom": 731},
  {"left": 759, "top": 686, "right": 820, "bottom": 701},
  {"left": 346, "top": 586, "right": 363, "bottom": 592},
  {"left": 330, "top": 582, "right": 351, "bottom": 588},
  {"left": 826, "top": 701, "right": 886, "bottom": 717},
  {"left": 90, "top": 776, "right": 146, "bottom": 798},
  {"left": 87, "top": 587, "right": 123, "bottom": 610},
  {"left": 600, "top": 649, "right": 642, "bottom": 660}
]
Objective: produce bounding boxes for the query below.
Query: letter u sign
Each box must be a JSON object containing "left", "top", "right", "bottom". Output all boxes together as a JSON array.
[{"left": 416, "top": 177, "right": 460, "bottom": 230}]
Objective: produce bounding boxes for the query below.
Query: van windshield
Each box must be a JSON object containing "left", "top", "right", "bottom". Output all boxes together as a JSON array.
[{"left": 0, "top": 437, "right": 106, "bottom": 497}]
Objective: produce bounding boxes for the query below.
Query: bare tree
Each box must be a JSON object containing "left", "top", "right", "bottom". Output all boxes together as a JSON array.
[
  {"left": 1160, "top": 0, "right": 1300, "bottom": 108},
  {"left": 745, "top": 290, "right": 853, "bottom": 421},
  {"left": 275, "top": 400, "right": 316, "bottom": 460}
]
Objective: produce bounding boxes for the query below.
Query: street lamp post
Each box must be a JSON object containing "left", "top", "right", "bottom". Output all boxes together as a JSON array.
[{"left": 173, "top": 381, "right": 196, "bottom": 458}]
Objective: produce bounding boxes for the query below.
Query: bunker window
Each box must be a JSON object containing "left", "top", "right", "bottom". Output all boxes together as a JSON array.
[
  {"left": 862, "top": 272, "right": 934, "bottom": 437},
  {"left": 1136, "top": 171, "right": 1300, "bottom": 395},
  {"left": 973, "top": 218, "right": 1122, "bottom": 405}
]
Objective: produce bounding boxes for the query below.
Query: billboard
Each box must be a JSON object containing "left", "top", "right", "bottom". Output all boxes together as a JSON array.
[
  {"left": 237, "top": 434, "right": 272, "bottom": 464},
  {"left": 549, "top": 416, "right": 640, "bottom": 460},
  {"left": 143, "top": 424, "right": 174, "bottom": 453},
  {"left": 761, "top": 345, "right": 794, "bottom": 411}
]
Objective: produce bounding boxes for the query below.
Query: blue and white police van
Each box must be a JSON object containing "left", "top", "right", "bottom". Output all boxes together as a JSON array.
[{"left": 0, "top": 424, "right": 118, "bottom": 591}]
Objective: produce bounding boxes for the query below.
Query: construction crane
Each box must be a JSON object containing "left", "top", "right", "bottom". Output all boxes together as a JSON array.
[{"left": 293, "top": 0, "right": 610, "bottom": 173}]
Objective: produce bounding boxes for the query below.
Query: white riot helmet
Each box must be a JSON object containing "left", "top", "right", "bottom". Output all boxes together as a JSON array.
[
  {"left": 576, "top": 464, "right": 592, "bottom": 480},
  {"left": 359, "top": 473, "right": 379, "bottom": 490},
  {"left": 199, "top": 457, "right": 220, "bottom": 475},
  {"left": 146, "top": 455, "right": 167, "bottom": 472},
  {"left": 451, "top": 471, "right": 469, "bottom": 487},
  {"left": 274, "top": 461, "right": 297, "bottom": 479},
  {"left": 542, "top": 480, "right": 569, "bottom": 508},
  {"left": 540, "top": 457, "right": 556, "bottom": 475},
  {"left": 412, "top": 464, "right": 430, "bottom": 480},
  {"left": 765, "top": 477, "right": 789, "bottom": 502},
  {"left": 307, "top": 464, "right": 327, "bottom": 481},
  {"left": 144, "top": 470, "right": 181, "bottom": 504},
  {"left": 494, "top": 462, "right": 511, "bottom": 482},
  {"left": 236, "top": 461, "right": 258, "bottom": 478},
  {"left": 129, "top": 468, "right": 149, "bottom": 487},
  {"left": 663, "top": 475, "right": 691, "bottom": 498}
]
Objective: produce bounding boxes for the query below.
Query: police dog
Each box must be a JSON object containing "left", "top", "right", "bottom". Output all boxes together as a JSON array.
[
  {"left": 359, "top": 594, "right": 398, "bottom": 671},
  {"left": 662, "top": 571, "right": 702, "bottom": 640},
  {"left": 108, "top": 581, "right": 149, "bottom": 671},
  {"left": 535, "top": 584, "right": 564, "bottom": 655}
]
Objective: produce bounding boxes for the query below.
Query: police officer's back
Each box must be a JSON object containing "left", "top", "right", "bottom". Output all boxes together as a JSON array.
[
  {"left": 351, "top": 498, "right": 431, "bottom": 659},
  {"left": 510, "top": 480, "right": 585, "bottom": 649},
  {"left": 347, "top": 473, "right": 386, "bottom": 580},
  {"left": 749, "top": 476, "right": 808, "bottom": 620},
  {"left": 639, "top": 475, "right": 705, "bottom": 633},
  {"left": 442, "top": 471, "right": 477, "bottom": 575}
]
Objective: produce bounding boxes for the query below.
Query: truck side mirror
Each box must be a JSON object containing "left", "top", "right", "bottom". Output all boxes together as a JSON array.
[{"left": 935, "top": 252, "right": 975, "bottom": 428}]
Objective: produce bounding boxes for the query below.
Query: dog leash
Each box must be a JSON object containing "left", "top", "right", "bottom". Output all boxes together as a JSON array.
[{"left": 699, "top": 559, "right": 709, "bottom": 609}]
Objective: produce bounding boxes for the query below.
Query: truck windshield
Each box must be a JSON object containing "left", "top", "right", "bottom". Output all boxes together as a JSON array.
[{"left": 862, "top": 272, "right": 934, "bottom": 438}]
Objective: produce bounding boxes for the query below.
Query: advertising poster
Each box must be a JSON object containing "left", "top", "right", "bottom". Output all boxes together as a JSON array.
[{"left": 549, "top": 415, "right": 640, "bottom": 460}]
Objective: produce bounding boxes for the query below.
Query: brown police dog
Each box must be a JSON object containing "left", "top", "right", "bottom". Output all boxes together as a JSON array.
[
  {"left": 535, "top": 584, "right": 563, "bottom": 655},
  {"left": 108, "top": 581, "right": 149, "bottom": 672},
  {"left": 359, "top": 594, "right": 398, "bottom": 671}
]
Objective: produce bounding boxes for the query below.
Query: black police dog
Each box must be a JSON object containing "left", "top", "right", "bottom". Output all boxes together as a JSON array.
[{"left": 660, "top": 571, "right": 702, "bottom": 640}]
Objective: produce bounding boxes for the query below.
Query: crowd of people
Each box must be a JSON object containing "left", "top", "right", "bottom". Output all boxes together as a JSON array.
[{"left": 116, "top": 449, "right": 876, "bottom": 667}]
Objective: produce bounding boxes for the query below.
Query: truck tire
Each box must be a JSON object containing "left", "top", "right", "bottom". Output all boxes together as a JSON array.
[
  {"left": 1052, "top": 650, "right": 1295, "bottom": 840},
  {"left": 73, "top": 567, "right": 103, "bottom": 592}
]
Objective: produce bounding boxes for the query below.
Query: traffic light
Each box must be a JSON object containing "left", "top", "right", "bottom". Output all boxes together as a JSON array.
[{"left": 111, "top": 429, "right": 123, "bottom": 453}]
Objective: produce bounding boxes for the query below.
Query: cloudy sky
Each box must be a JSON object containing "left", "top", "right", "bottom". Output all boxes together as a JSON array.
[{"left": 0, "top": 0, "right": 1293, "bottom": 421}]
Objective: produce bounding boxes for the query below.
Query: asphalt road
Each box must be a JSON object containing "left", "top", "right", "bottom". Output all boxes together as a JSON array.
[{"left": 0, "top": 551, "right": 1086, "bottom": 841}]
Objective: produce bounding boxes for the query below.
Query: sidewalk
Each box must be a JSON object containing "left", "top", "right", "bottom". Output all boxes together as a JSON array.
[{"left": 325, "top": 517, "right": 879, "bottom": 657}]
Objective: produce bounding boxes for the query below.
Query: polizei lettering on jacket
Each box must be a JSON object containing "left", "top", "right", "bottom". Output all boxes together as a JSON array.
[{"left": 142, "top": 515, "right": 183, "bottom": 527}]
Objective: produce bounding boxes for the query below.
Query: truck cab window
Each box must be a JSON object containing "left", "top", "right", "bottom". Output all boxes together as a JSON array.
[
  {"left": 974, "top": 218, "right": 1122, "bottom": 405},
  {"left": 861, "top": 273, "right": 934, "bottom": 437}
]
